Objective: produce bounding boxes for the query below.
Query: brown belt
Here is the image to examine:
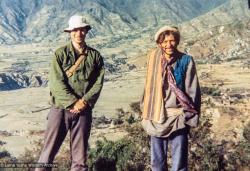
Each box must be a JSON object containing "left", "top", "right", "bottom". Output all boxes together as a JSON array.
[{"left": 166, "top": 107, "right": 183, "bottom": 117}]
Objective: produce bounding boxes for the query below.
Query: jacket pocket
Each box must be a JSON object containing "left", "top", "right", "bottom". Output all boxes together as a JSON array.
[{"left": 78, "top": 62, "right": 94, "bottom": 80}]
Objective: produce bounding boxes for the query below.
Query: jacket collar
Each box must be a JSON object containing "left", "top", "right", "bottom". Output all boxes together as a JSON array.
[{"left": 66, "top": 42, "right": 89, "bottom": 63}]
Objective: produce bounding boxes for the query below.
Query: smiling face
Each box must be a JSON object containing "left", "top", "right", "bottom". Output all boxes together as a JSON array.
[
  {"left": 70, "top": 27, "right": 88, "bottom": 45},
  {"left": 159, "top": 34, "right": 178, "bottom": 56}
]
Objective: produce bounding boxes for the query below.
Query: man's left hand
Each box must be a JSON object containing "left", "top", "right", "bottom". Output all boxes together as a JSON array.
[{"left": 69, "top": 99, "right": 88, "bottom": 114}]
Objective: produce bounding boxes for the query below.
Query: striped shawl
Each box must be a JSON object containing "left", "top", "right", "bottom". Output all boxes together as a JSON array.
[{"left": 142, "top": 48, "right": 166, "bottom": 123}]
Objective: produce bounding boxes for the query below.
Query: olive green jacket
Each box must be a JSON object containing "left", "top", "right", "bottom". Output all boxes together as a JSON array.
[{"left": 49, "top": 42, "right": 105, "bottom": 109}]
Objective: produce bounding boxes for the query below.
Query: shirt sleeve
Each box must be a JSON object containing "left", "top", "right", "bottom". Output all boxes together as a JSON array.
[
  {"left": 82, "top": 53, "right": 105, "bottom": 108},
  {"left": 49, "top": 52, "right": 78, "bottom": 109},
  {"left": 184, "top": 57, "right": 201, "bottom": 126}
]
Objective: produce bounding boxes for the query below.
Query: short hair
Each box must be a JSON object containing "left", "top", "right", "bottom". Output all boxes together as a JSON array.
[{"left": 156, "top": 30, "right": 180, "bottom": 45}]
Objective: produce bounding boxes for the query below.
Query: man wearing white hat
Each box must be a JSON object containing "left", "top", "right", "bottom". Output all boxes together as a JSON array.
[
  {"left": 141, "top": 26, "right": 201, "bottom": 171},
  {"left": 36, "top": 15, "right": 105, "bottom": 171}
]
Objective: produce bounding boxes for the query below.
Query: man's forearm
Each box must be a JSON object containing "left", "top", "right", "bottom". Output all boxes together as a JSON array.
[{"left": 82, "top": 67, "right": 105, "bottom": 107}]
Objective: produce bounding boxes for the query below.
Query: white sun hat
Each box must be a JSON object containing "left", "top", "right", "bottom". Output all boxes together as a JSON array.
[
  {"left": 154, "top": 25, "right": 179, "bottom": 42},
  {"left": 64, "top": 15, "right": 91, "bottom": 32}
]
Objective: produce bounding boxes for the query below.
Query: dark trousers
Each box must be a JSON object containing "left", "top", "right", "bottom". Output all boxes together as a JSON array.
[
  {"left": 151, "top": 128, "right": 189, "bottom": 171},
  {"left": 35, "top": 106, "right": 92, "bottom": 171}
]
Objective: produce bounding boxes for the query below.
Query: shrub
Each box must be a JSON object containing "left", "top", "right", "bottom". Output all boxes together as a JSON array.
[
  {"left": 188, "top": 114, "right": 223, "bottom": 171},
  {"left": 129, "top": 102, "right": 141, "bottom": 114},
  {"left": 126, "top": 114, "right": 136, "bottom": 124},
  {"left": 88, "top": 136, "right": 149, "bottom": 171},
  {"left": 189, "top": 115, "right": 250, "bottom": 171},
  {"left": 243, "top": 122, "right": 250, "bottom": 141},
  {"left": 201, "top": 86, "right": 221, "bottom": 96},
  {"left": 222, "top": 122, "right": 250, "bottom": 171}
]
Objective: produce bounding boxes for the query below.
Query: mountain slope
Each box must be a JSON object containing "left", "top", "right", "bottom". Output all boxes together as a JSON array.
[
  {"left": 180, "top": 0, "right": 250, "bottom": 37},
  {"left": 0, "top": 0, "right": 227, "bottom": 44}
]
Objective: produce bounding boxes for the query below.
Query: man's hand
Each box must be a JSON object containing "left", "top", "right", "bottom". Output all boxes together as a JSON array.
[{"left": 69, "top": 99, "right": 88, "bottom": 114}]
